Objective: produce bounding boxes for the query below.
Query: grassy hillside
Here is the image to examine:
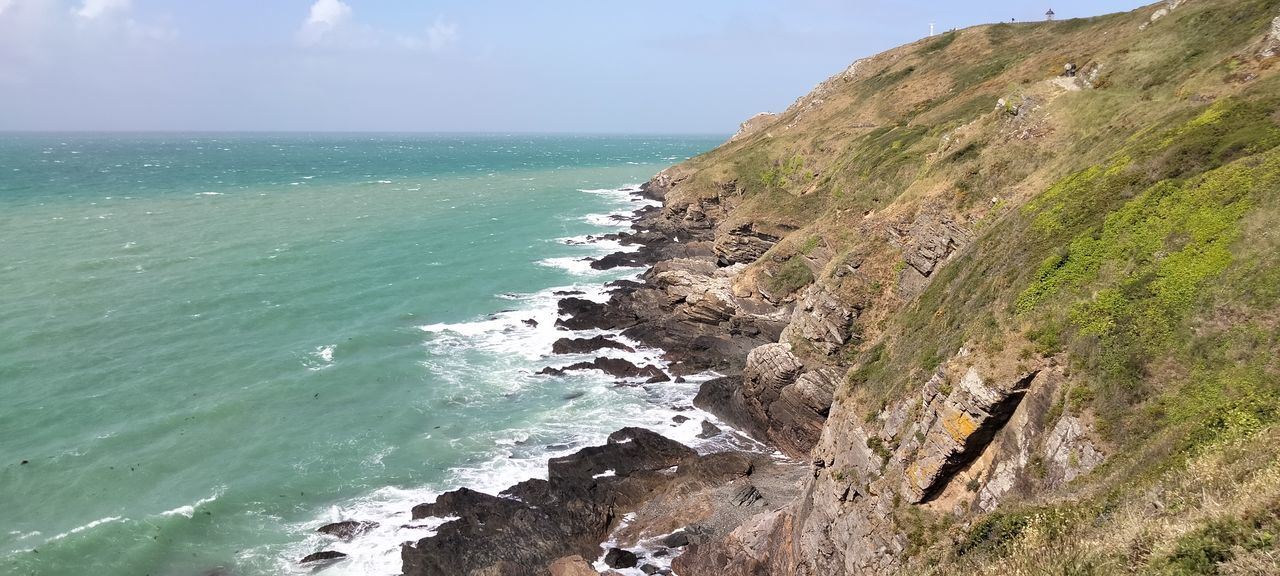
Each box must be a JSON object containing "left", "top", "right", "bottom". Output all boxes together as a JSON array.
[{"left": 661, "top": 0, "right": 1280, "bottom": 572}]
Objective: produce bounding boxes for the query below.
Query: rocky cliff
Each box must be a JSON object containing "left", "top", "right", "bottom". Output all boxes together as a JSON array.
[{"left": 401, "top": 0, "right": 1280, "bottom": 573}]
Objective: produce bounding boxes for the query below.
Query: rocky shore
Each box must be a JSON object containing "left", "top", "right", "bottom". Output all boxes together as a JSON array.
[{"left": 384, "top": 176, "right": 823, "bottom": 575}]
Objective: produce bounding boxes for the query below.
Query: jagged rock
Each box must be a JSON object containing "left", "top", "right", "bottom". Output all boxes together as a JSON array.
[
  {"left": 672, "top": 510, "right": 796, "bottom": 576},
  {"left": 592, "top": 252, "right": 646, "bottom": 270},
  {"left": 693, "top": 346, "right": 834, "bottom": 457},
  {"left": 1263, "top": 16, "right": 1280, "bottom": 58},
  {"left": 603, "top": 548, "right": 639, "bottom": 569},
  {"left": 646, "top": 372, "right": 672, "bottom": 383},
  {"left": 640, "top": 563, "right": 662, "bottom": 575},
  {"left": 713, "top": 224, "right": 779, "bottom": 266},
  {"left": 731, "top": 485, "right": 765, "bottom": 507},
  {"left": 300, "top": 551, "right": 347, "bottom": 564},
  {"left": 1141, "top": 0, "right": 1186, "bottom": 29},
  {"left": 552, "top": 336, "right": 636, "bottom": 355},
  {"left": 731, "top": 112, "right": 778, "bottom": 141},
  {"left": 641, "top": 168, "right": 686, "bottom": 201},
  {"left": 403, "top": 429, "right": 717, "bottom": 576},
  {"left": 781, "top": 286, "right": 856, "bottom": 355},
  {"left": 538, "top": 358, "right": 665, "bottom": 380},
  {"left": 1044, "top": 414, "right": 1104, "bottom": 484},
  {"left": 697, "top": 420, "right": 722, "bottom": 439},
  {"left": 549, "top": 555, "right": 600, "bottom": 576},
  {"left": 683, "top": 289, "right": 735, "bottom": 324},
  {"left": 548, "top": 428, "right": 697, "bottom": 483},
  {"left": 889, "top": 212, "right": 970, "bottom": 297},
  {"left": 661, "top": 531, "right": 691, "bottom": 548},
  {"left": 317, "top": 520, "right": 378, "bottom": 541},
  {"left": 902, "top": 367, "right": 1037, "bottom": 503},
  {"left": 743, "top": 344, "right": 804, "bottom": 394},
  {"left": 556, "top": 297, "right": 640, "bottom": 331}
]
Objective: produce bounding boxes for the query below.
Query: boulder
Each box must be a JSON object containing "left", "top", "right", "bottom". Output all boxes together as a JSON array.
[
  {"left": 538, "top": 358, "right": 665, "bottom": 380},
  {"left": 317, "top": 520, "right": 378, "bottom": 541},
  {"left": 731, "top": 485, "right": 765, "bottom": 507},
  {"left": 661, "top": 531, "right": 691, "bottom": 548},
  {"left": 603, "top": 548, "right": 639, "bottom": 569},
  {"left": 556, "top": 298, "right": 639, "bottom": 331},
  {"left": 592, "top": 252, "right": 647, "bottom": 270},
  {"left": 697, "top": 420, "right": 722, "bottom": 439},
  {"left": 549, "top": 555, "right": 601, "bottom": 576},
  {"left": 548, "top": 428, "right": 697, "bottom": 484},
  {"left": 299, "top": 551, "right": 347, "bottom": 564},
  {"left": 552, "top": 336, "right": 636, "bottom": 355}
]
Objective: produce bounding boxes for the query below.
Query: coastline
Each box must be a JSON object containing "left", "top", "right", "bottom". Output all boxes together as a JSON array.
[
  {"left": 288, "top": 177, "right": 802, "bottom": 576},
  {"left": 408, "top": 178, "right": 805, "bottom": 576}
]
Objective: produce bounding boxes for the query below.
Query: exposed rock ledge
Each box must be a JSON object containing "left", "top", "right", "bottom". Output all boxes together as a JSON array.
[{"left": 400, "top": 428, "right": 799, "bottom": 576}]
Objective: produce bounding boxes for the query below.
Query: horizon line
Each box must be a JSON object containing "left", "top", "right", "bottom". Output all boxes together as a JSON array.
[{"left": 0, "top": 129, "right": 733, "bottom": 137}]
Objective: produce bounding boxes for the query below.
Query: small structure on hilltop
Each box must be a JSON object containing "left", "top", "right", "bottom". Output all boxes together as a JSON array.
[{"left": 1046, "top": 9, "right": 1056, "bottom": 21}]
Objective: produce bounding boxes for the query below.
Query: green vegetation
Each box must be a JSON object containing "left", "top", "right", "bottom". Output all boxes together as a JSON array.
[
  {"left": 1158, "top": 510, "right": 1279, "bottom": 575},
  {"left": 760, "top": 155, "right": 809, "bottom": 190},
  {"left": 653, "top": 1, "right": 1280, "bottom": 572},
  {"left": 919, "top": 31, "right": 958, "bottom": 54},
  {"left": 767, "top": 255, "right": 815, "bottom": 296}
]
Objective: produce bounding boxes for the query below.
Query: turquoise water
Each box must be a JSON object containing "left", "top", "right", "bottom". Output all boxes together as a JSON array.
[{"left": 0, "top": 134, "right": 724, "bottom": 576}]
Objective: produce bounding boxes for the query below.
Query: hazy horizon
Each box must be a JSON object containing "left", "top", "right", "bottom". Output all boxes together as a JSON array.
[{"left": 1, "top": 0, "right": 1146, "bottom": 133}]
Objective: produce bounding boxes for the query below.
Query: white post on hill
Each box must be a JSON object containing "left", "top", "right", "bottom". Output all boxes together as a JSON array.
[{"left": 929, "top": 22, "right": 935, "bottom": 37}]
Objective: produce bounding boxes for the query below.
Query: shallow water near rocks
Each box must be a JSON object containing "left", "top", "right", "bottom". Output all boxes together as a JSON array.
[{"left": 0, "top": 133, "right": 734, "bottom": 576}]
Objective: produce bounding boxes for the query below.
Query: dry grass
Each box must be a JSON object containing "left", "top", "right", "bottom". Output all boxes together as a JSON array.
[{"left": 912, "top": 426, "right": 1280, "bottom": 575}]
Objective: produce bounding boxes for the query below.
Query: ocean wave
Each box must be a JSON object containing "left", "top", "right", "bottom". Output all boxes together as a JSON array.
[
  {"left": 280, "top": 184, "right": 765, "bottom": 572},
  {"left": 157, "top": 489, "right": 222, "bottom": 519},
  {"left": 303, "top": 345, "right": 337, "bottom": 371},
  {"left": 46, "top": 516, "right": 127, "bottom": 543}
]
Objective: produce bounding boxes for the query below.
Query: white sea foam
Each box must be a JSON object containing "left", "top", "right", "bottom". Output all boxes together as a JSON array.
[
  {"left": 277, "top": 486, "right": 461, "bottom": 576},
  {"left": 536, "top": 256, "right": 610, "bottom": 277},
  {"left": 303, "top": 345, "right": 337, "bottom": 371},
  {"left": 47, "top": 516, "right": 126, "bottom": 542},
  {"left": 158, "top": 490, "right": 222, "bottom": 519}
]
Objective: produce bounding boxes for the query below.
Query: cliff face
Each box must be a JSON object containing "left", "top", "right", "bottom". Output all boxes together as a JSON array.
[{"left": 641, "top": 0, "right": 1280, "bottom": 573}]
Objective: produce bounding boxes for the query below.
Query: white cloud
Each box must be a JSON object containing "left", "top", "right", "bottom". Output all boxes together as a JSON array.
[
  {"left": 298, "top": 0, "right": 351, "bottom": 45},
  {"left": 426, "top": 18, "right": 459, "bottom": 52},
  {"left": 126, "top": 17, "right": 176, "bottom": 41},
  {"left": 73, "top": 0, "right": 129, "bottom": 21}
]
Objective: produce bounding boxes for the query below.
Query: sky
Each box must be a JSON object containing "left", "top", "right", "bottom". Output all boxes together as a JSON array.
[{"left": 0, "top": 0, "right": 1149, "bottom": 133}]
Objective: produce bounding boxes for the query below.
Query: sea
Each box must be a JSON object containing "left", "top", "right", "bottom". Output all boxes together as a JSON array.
[{"left": 0, "top": 133, "right": 735, "bottom": 576}]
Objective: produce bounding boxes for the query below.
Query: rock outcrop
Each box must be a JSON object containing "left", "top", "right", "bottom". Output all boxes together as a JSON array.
[
  {"left": 551, "top": 336, "right": 636, "bottom": 355},
  {"left": 889, "top": 211, "right": 971, "bottom": 297},
  {"left": 538, "top": 357, "right": 667, "bottom": 380},
  {"left": 680, "top": 352, "right": 1107, "bottom": 575},
  {"left": 549, "top": 555, "right": 601, "bottom": 576},
  {"left": 317, "top": 520, "right": 378, "bottom": 541},
  {"left": 694, "top": 344, "right": 838, "bottom": 457},
  {"left": 780, "top": 285, "right": 857, "bottom": 355},
  {"left": 713, "top": 224, "right": 780, "bottom": 266},
  {"left": 731, "top": 112, "right": 779, "bottom": 141},
  {"left": 401, "top": 429, "right": 773, "bottom": 576}
]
